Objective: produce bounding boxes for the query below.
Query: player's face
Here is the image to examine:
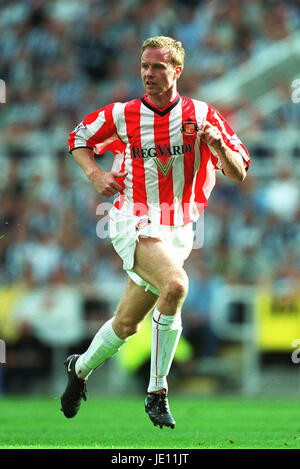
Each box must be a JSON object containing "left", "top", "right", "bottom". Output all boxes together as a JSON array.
[{"left": 141, "top": 47, "right": 182, "bottom": 97}]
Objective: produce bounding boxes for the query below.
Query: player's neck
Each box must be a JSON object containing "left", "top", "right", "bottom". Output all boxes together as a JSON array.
[{"left": 146, "top": 88, "right": 178, "bottom": 110}]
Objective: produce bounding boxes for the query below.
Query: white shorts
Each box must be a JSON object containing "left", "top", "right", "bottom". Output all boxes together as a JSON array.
[{"left": 109, "top": 206, "right": 194, "bottom": 296}]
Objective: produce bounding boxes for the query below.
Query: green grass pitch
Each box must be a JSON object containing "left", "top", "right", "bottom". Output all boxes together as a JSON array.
[{"left": 0, "top": 395, "right": 299, "bottom": 449}]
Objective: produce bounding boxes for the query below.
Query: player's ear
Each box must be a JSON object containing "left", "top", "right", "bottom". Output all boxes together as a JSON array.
[{"left": 174, "top": 65, "right": 183, "bottom": 80}]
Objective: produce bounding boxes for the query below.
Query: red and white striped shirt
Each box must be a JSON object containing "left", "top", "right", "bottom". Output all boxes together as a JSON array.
[{"left": 68, "top": 93, "right": 250, "bottom": 226}]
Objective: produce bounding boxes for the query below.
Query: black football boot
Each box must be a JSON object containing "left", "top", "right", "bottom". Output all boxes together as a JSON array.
[
  {"left": 60, "top": 354, "right": 87, "bottom": 418},
  {"left": 145, "top": 391, "right": 176, "bottom": 429}
]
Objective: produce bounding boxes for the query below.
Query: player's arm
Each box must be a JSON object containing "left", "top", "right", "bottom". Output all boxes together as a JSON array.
[
  {"left": 72, "top": 147, "right": 127, "bottom": 198},
  {"left": 69, "top": 104, "right": 127, "bottom": 197},
  {"left": 200, "top": 105, "right": 251, "bottom": 182},
  {"left": 200, "top": 122, "right": 247, "bottom": 182}
]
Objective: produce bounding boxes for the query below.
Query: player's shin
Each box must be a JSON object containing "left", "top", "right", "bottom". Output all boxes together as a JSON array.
[
  {"left": 147, "top": 308, "right": 182, "bottom": 393},
  {"left": 75, "top": 318, "right": 126, "bottom": 379}
]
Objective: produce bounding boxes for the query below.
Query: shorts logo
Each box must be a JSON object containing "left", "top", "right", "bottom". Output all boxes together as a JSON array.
[
  {"left": 135, "top": 217, "right": 151, "bottom": 232},
  {"left": 181, "top": 120, "right": 199, "bottom": 135}
]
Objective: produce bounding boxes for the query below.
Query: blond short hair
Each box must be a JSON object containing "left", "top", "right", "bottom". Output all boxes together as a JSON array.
[{"left": 141, "top": 36, "right": 185, "bottom": 68}]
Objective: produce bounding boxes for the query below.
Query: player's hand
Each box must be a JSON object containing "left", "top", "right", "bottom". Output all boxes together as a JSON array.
[
  {"left": 198, "top": 121, "right": 224, "bottom": 151},
  {"left": 89, "top": 169, "right": 128, "bottom": 198}
]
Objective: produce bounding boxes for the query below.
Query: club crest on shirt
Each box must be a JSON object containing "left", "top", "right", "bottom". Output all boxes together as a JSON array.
[{"left": 181, "top": 120, "right": 199, "bottom": 135}]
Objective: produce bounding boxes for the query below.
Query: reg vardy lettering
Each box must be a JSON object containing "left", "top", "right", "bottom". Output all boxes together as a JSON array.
[{"left": 131, "top": 144, "right": 192, "bottom": 159}]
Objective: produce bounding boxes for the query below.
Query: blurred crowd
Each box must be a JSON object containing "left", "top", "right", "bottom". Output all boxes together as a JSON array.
[{"left": 0, "top": 0, "right": 300, "bottom": 393}]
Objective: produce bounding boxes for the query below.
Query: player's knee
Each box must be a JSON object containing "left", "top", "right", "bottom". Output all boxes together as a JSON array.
[
  {"left": 115, "top": 316, "right": 139, "bottom": 338},
  {"left": 163, "top": 272, "right": 188, "bottom": 302}
]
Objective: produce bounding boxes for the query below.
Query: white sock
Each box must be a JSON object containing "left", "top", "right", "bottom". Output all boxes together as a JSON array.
[
  {"left": 75, "top": 318, "right": 125, "bottom": 379},
  {"left": 147, "top": 308, "right": 182, "bottom": 393}
]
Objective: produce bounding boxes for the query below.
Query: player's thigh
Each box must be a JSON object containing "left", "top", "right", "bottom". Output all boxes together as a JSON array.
[
  {"left": 113, "top": 276, "right": 158, "bottom": 336},
  {"left": 133, "top": 236, "right": 188, "bottom": 295}
]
